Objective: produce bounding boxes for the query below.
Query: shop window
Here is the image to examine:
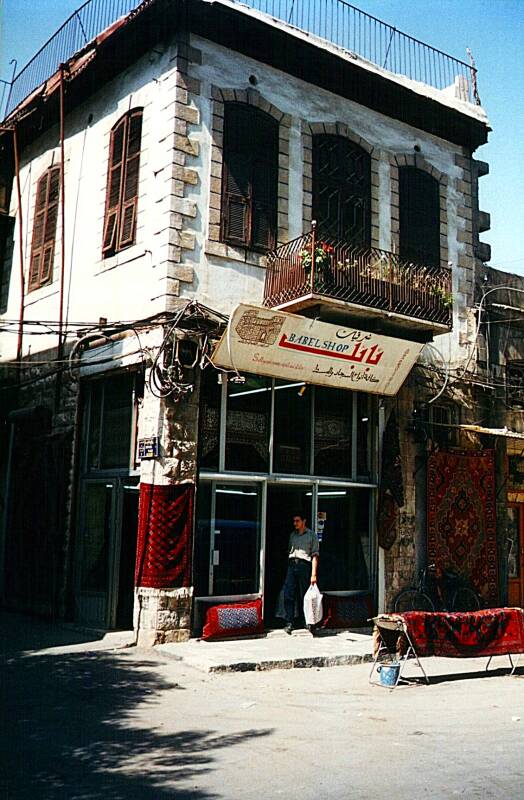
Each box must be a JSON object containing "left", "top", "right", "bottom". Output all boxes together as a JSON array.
[
  {"left": 225, "top": 375, "right": 271, "bottom": 472},
  {"left": 506, "top": 361, "right": 524, "bottom": 408},
  {"left": 199, "top": 368, "right": 222, "bottom": 470},
  {"left": 28, "top": 165, "right": 61, "bottom": 291},
  {"left": 316, "top": 487, "right": 371, "bottom": 590},
  {"left": 200, "top": 372, "right": 375, "bottom": 481},
  {"left": 507, "top": 506, "right": 520, "bottom": 580},
  {"left": 399, "top": 166, "right": 440, "bottom": 267},
  {"left": 357, "top": 393, "right": 372, "bottom": 479},
  {"left": 194, "top": 482, "right": 212, "bottom": 597},
  {"left": 429, "top": 403, "right": 458, "bottom": 447},
  {"left": 83, "top": 372, "right": 141, "bottom": 471},
  {"left": 221, "top": 103, "right": 278, "bottom": 251},
  {"left": 314, "top": 386, "right": 352, "bottom": 478},
  {"left": 102, "top": 109, "right": 143, "bottom": 257},
  {"left": 81, "top": 483, "right": 112, "bottom": 591},
  {"left": 312, "top": 134, "right": 371, "bottom": 243},
  {"left": 273, "top": 380, "right": 311, "bottom": 474}
]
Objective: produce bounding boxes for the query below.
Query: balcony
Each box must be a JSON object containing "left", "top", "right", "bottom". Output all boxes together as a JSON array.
[{"left": 263, "top": 230, "right": 452, "bottom": 334}]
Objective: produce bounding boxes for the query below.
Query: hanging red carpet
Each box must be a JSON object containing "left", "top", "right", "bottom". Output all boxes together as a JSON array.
[
  {"left": 427, "top": 450, "right": 498, "bottom": 606},
  {"left": 135, "top": 482, "right": 194, "bottom": 589}
]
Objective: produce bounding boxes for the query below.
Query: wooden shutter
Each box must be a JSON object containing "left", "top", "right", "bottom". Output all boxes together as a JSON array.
[
  {"left": 251, "top": 138, "right": 277, "bottom": 250},
  {"left": 103, "top": 118, "right": 125, "bottom": 254},
  {"left": 28, "top": 165, "right": 61, "bottom": 290},
  {"left": 399, "top": 167, "right": 440, "bottom": 267},
  {"left": 119, "top": 110, "right": 142, "bottom": 248},
  {"left": 223, "top": 151, "right": 251, "bottom": 244},
  {"left": 222, "top": 104, "right": 278, "bottom": 250}
]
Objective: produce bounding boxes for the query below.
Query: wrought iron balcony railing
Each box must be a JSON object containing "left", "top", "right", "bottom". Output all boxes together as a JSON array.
[
  {"left": 263, "top": 228, "right": 453, "bottom": 328},
  {"left": 3, "top": 0, "right": 479, "bottom": 120}
]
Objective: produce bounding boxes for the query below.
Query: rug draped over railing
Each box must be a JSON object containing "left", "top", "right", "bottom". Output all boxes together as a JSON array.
[
  {"left": 427, "top": 450, "right": 498, "bottom": 606},
  {"left": 373, "top": 609, "right": 524, "bottom": 659},
  {"left": 135, "top": 483, "right": 194, "bottom": 589},
  {"left": 401, "top": 609, "right": 524, "bottom": 658}
]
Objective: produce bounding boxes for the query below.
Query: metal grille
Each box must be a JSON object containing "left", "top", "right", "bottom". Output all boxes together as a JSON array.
[
  {"left": 263, "top": 230, "right": 452, "bottom": 327},
  {"left": 313, "top": 134, "right": 371, "bottom": 244}
]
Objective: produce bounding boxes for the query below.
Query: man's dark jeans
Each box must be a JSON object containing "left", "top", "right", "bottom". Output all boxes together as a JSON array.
[{"left": 283, "top": 558, "right": 310, "bottom": 626}]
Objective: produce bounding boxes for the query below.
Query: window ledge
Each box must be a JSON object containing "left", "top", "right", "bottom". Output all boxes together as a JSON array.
[
  {"left": 25, "top": 283, "right": 60, "bottom": 306},
  {"left": 96, "top": 245, "right": 149, "bottom": 275},
  {"left": 205, "top": 239, "right": 267, "bottom": 269}
]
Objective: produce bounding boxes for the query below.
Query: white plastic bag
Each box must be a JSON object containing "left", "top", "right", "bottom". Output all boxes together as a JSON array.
[{"left": 303, "top": 584, "right": 323, "bottom": 626}]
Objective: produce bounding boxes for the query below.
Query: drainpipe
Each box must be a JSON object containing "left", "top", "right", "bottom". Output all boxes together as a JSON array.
[
  {"left": 57, "top": 65, "right": 66, "bottom": 360},
  {"left": 12, "top": 125, "right": 25, "bottom": 364},
  {"left": 55, "top": 65, "right": 67, "bottom": 411}
]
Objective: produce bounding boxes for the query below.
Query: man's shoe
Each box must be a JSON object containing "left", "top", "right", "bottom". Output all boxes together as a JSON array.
[{"left": 284, "top": 624, "right": 293, "bottom": 635}]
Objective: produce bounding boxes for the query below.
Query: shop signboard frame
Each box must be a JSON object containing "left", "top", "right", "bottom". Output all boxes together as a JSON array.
[{"left": 212, "top": 304, "right": 424, "bottom": 396}]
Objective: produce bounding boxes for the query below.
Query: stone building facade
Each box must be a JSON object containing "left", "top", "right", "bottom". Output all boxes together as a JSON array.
[{"left": 1, "top": 0, "right": 505, "bottom": 643}]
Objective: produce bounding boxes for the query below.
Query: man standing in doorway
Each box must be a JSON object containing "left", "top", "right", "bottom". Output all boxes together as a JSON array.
[{"left": 283, "top": 513, "right": 319, "bottom": 634}]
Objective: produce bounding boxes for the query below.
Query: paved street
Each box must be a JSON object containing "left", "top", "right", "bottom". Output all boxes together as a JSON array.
[{"left": 2, "top": 611, "right": 524, "bottom": 799}]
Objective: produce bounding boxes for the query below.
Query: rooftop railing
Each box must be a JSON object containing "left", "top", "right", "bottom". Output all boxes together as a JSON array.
[
  {"left": 3, "top": 0, "right": 479, "bottom": 119},
  {"left": 4, "top": 0, "right": 139, "bottom": 117},
  {"left": 263, "top": 229, "right": 453, "bottom": 329}
]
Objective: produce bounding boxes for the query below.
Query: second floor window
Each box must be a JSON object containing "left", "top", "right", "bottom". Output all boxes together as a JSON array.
[
  {"left": 507, "top": 361, "right": 524, "bottom": 409},
  {"left": 28, "top": 165, "right": 61, "bottom": 291},
  {"left": 103, "top": 109, "right": 143, "bottom": 258},
  {"left": 221, "top": 103, "right": 278, "bottom": 251},
  {"left": 312, "top": 135, "right": 371, "bottom": 244},
  {"left": 399, "top": 166, "right": 440, "bottom": 267}
]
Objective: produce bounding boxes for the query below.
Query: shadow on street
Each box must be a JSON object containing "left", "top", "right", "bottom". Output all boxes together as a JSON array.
[{"left": 1, "top": 613, "right": 272, "bottom": 799}]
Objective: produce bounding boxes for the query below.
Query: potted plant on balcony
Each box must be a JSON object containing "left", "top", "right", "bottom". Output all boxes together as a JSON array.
[{"left": 300, "top": 241, "right": 334, "bottom": 284}]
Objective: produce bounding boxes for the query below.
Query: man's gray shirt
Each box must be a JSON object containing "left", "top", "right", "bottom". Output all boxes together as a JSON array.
[{"left": 288, "top": 528, "right": 320, "bottom": 562}]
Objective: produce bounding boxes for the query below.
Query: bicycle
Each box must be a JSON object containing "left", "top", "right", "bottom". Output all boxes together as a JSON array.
[{"left": 393, "top": 563, "right": 482, "bottom": 613}]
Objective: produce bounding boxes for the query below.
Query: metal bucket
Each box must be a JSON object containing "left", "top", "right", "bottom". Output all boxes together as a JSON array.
[{"left": 377, "top": 662, "right": 400, "bottom": 687}]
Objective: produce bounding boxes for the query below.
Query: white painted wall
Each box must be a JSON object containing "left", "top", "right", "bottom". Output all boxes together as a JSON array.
[{"left": 1, "top": 30, "right": 485, "bottom": 367}]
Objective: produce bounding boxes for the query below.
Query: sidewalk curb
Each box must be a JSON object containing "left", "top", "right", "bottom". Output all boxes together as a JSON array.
[{"left": 209, "top": 653, "right": 373, "bottom": 672}]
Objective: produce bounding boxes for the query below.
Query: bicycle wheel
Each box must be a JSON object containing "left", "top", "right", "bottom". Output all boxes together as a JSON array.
[
  {"left": 394, "top": 589, "right": 435, "bottom": 613},
  {"left": 451, "top": 587, "right": 481, "bottom": 612}
]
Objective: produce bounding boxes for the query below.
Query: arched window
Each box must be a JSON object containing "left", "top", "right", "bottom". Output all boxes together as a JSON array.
[
  {"left": 28, "top": 165, "right": 61, "bottom": 290},
  {"left": 103, "top": 108, "right": 143, "bottom": 257},
  {"left": 221, "top": 103, "right": 278, "bottom": 251},
  {"left": 312, "top": 135, "right": 371, "bottom": 244},
  {"left": 399, "top": 166, "right": 440, "bottom": 267}
]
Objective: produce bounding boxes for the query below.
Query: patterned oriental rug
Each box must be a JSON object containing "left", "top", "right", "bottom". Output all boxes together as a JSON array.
[
  {"left": 400, "top": 609, "right": 524, "bottom": 658},
  {"left": 135, "top": 483, "right": 194, "bottom": 589},
  {"left": 427, "top": 450, "right": 498, "bottom": 606}
]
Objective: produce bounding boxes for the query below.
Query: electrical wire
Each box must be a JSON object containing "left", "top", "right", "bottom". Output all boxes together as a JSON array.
[{"left": 461, "top": 285, "right": 524, "bottom": 378}]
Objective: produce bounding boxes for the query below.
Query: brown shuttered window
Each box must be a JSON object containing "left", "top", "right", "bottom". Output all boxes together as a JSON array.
[
  {"left": 399, "top": 167, "right": 440, "bottom": 267},
  {"left": 28, "top": 165, "right": 61, "bottom": 291},
  {"left": 103, "top": 109, "right": 143, "bottom": 258},
  {"left": 221, "top": 104, "right": 278, "bottom": 251}
]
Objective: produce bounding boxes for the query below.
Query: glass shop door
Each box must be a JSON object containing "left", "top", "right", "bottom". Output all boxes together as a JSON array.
[
  {"left": 508, "top": 504, "right": 524, "bottom": 608},
  {"left": 264, "top": 484, "right": 313, "bottom": 626},
  {"left": 75, "top": 477, "right": 139, "bottom": 629}
]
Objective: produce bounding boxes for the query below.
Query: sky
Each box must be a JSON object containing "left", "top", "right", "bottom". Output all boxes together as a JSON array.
[{"left": 1, "top": 0, "right": 523, "bottom": 274}]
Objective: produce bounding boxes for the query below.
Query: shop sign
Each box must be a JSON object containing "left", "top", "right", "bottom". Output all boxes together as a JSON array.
[{"left": 212, "top": 304, "right": 424, "bottom": 396}]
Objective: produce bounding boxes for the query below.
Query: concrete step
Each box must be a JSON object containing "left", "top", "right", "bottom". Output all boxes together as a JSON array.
[{"left": 157, "top": 627, "right": 374, "bottom": 673}]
